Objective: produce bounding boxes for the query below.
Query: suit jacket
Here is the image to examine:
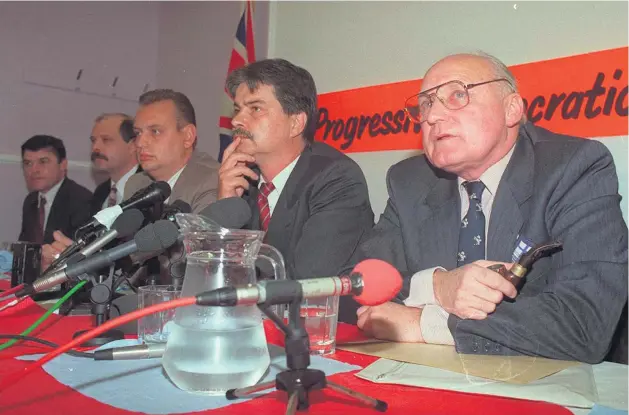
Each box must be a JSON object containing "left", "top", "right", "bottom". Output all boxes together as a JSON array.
[
  {"left": 90, "top": 166, "right": 142, "bottom": 215},
  {"left": 124, "top": 151, "right": 220, "bottom": 284},
  {"left": 19, "top": 178, "right": 93, "bottom": 244},
  {"left": 354, "top": 122, "right": 628, "bottom": 364},
  {"left": 242, "top": 142, "right": 374, "bottom": 322}
]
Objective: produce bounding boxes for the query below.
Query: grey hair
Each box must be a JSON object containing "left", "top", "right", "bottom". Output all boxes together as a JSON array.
[{"left": 94, "top": 112, "right": 132, "bottom": 124}]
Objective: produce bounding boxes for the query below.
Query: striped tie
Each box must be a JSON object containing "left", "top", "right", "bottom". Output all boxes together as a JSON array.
[{"left": 257, "top": 182, "right": 275, "bottom": 231}]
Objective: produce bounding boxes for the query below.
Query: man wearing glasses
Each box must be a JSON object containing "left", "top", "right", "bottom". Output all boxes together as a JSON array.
[{"left": 352, "top": 52, "right": 627, "bottom": 363}]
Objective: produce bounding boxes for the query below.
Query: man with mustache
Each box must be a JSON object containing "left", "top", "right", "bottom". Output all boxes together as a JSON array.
[
  {"left": 19, "top": 135, "right": 92, "bottom": 245},
  {"left": 89, "top": 113, "right": 140, "bottom": 214},
  {"left": 218, "top": 59, "right": 374, "bottom": 322}
]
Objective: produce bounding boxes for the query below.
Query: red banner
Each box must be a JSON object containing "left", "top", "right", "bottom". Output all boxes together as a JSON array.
[{"left": 315, "top": 47, "right": 628, "bottom": 153}]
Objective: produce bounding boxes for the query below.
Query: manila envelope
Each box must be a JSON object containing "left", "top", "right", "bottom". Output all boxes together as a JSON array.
[{"left": 337, "top": 340, "right": 580, "bottom": 384}]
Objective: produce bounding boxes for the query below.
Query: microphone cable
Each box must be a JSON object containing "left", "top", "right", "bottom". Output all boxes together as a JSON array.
[{"left": 0, "top": 335, "right": 94, "bottom": 358}]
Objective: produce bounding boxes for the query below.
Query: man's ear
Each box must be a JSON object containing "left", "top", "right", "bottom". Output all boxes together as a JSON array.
[
  {"left": 60, "top": 159, "right": 68, "bottom": 174},
  {"left": 290, "top": 112, "right": 307, "bottom": 139},
  {"left": 182, "top": 124, "right": 197, "bottom": 149},
  {"left": 504, "top": 93, "right": 525, "bottom": 128}
]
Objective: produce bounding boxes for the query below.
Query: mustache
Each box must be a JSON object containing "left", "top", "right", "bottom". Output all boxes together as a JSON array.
[
  {"left": 232, "top": 128, "right": 253, "bottom": 140},
  {"left": 91, "top": 152, "right": 108, "bottom": 161}
]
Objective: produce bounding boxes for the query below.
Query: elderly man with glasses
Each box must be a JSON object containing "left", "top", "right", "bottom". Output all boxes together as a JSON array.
[{"left": 349, "top": 52, "right": 627, "bottom": 364}]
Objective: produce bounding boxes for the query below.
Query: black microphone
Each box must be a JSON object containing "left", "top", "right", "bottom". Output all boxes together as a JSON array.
[
  {"left": 19, "top": 220, "right": 179, "bottom": 297},
  {"left": 198, "top": 197, "right": 252, "bottom": 229},
  {"left": 77, "top": 181, "right": 171, "bottom": 233},
  {"left": 162, "top": 200, "right": 192, "bottom": 224},
  {"left": 195, "top": 259, "right": 403, "bottom": 308}
]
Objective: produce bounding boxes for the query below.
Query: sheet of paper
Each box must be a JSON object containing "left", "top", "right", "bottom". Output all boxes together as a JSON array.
[{"left": 338, "top": 340, "right": 580, "bottom": 384}]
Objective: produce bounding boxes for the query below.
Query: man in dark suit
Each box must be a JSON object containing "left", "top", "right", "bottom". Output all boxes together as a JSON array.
[
  {"left": 352, "top": 52, "right": 627, "bottom": 364},
  {"left": 218, "top": 59, "right": 374, "bottom": 321},
  {"left": 19, "top": 135, "right": 92, "bottom": 244},
  {"left": 89, "top": 113, "right": 141, "bottom": 214}
]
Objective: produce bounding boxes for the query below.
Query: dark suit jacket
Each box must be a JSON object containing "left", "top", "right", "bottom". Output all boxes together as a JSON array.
[
  {"left": 19, "top": 178, "right": 93, "bottom": 244},
  {"left": 242, "top": 142, "right": 374, "bottom": 322},
  {"left": 354, "top": 122, "right": 627, "bottom": 364},
  {"left": 90, "top": 165, "right": 142, "bottom": 215}
]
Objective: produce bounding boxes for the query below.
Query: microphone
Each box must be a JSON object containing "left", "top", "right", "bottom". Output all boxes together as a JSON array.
[
  {"left": 162, "top": 200, "right": 192, "bottom": 224},
  {"left": 93, "top": 343, "right": 166, "bottom": 361},
  {"left": 19, "top": 220, "right": 179, "bottom": 297},
  {"left": 64, "top": 209, "right": 145, "bottom": 266},
  {"left": 78, "top": 181, "right": 171, "bottom": 232},
  {"left": 195, "top": 259, "right": 403, "bottom": 307},
  {"left": 198, "top": 197, "right": 252, "bottom": 229}
]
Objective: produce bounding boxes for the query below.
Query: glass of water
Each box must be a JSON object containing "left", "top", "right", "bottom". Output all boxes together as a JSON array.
[
  {"left": 300, "top": 296, "right": 339, "bottom": 356},
  {"left": 137, "top": 285, "right": 181, "bottom": 344}
]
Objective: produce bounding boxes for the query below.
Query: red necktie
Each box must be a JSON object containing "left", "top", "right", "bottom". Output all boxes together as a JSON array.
[
  {"left": 36, "top": 195, "right": 46, "bottom": 243},
  {"left": 257, "top": 182, "right": 275, "bottom": 231}
]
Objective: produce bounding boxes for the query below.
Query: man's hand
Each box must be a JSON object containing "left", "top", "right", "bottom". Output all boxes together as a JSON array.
[
  {"left": 217, "top": 137, "right": 259, "bottom": 199},
  {"left": 40, "top": 231, "right": 74, "bottom": 271},
  {"left": 433, "top": 260, "right": 517, "bottom": 320},
  {"left": 356, "top": 302, "right": 424, "bottom": 342}
]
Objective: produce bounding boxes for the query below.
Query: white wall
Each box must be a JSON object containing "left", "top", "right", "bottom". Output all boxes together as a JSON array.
[
  {"left": 156, "top": 1, "right": 269, "bottom": 158},
  {"left": 269, "top": 1, "right": 629, "bottom": 218}
]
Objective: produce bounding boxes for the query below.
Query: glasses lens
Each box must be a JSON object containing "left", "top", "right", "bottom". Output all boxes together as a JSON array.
[
  {"left": 404, "top": 95, "right": 421, "bottom": 123},
  {"left": 438, "top": 81, "right": 469, "bottom": 111}
]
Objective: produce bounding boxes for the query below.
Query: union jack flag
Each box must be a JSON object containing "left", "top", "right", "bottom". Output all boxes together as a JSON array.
[{"left": 218, "top": 0, "right": 256, "bottom": 162}]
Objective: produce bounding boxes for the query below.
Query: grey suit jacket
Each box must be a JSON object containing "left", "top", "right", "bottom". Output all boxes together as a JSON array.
[
  {"left": 242, "top": 142, "right": 374, "bottom": 322},
  {"left": 124, "top": 151, "right": 220, "bottom": 284},
  {"left": 125, "top": 151, "right": 219, "bottom": 214},
  {"left": 355, "top": 122, "right": 628, "bottom": 363}
]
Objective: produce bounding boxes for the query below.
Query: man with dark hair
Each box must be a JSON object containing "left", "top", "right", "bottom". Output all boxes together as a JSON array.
[
  {"left": 351, "top": 52, "right": 627, "bottom": 364},
  {"left": 218, "top": 58, "right": 374, "bottom": 322},
  {"left": 90, "top": 113, "right": 141, "bottom": 214},
  {"left": 19, "top": 135, "right": 92, "bottom": 244},
  {"left": 126, "top": 88, "right": 218, "bottom": 211}
]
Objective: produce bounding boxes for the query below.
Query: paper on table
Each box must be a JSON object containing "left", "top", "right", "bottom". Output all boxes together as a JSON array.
[
  {"left": 337, "top": 340, "right": 580, "bottom": 384},
  {"left": 357, "top": 358, "right": 598, "bottom": 409}
]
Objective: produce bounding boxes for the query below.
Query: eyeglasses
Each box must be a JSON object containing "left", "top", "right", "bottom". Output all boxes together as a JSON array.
[{"left": 403, "top": 78, "right": 512, "bottom": 124}]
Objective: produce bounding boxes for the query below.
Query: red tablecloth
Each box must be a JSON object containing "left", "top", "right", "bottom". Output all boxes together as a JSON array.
[{"left": 0, "top": 299, "right": 572, "bottom": 415}]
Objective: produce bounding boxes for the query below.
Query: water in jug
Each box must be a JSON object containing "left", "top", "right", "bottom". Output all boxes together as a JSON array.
[{"left": 162, "top": 228, "right": 286, "bottom": 395}]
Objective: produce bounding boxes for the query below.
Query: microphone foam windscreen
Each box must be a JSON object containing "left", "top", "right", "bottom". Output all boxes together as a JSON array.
[
  {"left": 352, "top": 259, "right": 403, "bottom": 306},
  {"left": 168, "top": 200, "right": 192, "bottom": 214},
  {"left": 111, "top": 209, "right": 144, "bottom": 237},
  {"left": 134, "top": 220, "right": 180, "bottom": 252},
  {"left": 199, "top": 197, "right": 252, "bottom": 229}
]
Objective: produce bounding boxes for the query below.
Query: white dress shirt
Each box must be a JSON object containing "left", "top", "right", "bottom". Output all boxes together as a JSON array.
[
  {"left": 259, "top": 156, "right": 301, "bottom": 215},
  {"left": 404, "top": 144, "right": 516, "bottom": 345},
  {"left": 39, "top": 178, "right": 64, "bottom": 230},
  {"left": 164, "top": 166, "right": 186, "bottom": 204},
  {"left": 101, "top": 165, "right": 140, "bottom": 210}
]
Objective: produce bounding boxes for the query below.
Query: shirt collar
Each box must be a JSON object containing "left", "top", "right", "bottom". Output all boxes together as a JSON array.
[
  {"left": 259, "top": 155, "right": 301, "bottom": 195},
  {"left": 457, "top": 143, "right": 516, "bottom": 196},
  {"left": 167, "top": 165, "right": 186, "bottom": 191},
  {"left": 111, "top": 165, "right": 139, "bottom": 196},
  {"left": 39, "top": 177, "right": 64, "bottom": 205}
]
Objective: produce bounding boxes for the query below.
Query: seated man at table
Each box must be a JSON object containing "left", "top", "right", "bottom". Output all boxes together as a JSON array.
[
  {"left": 216, "top": 58, "right": 374, "bottom": 322},
  {"left": 351, "top": 52, "right": 628, "bottom": 364}
]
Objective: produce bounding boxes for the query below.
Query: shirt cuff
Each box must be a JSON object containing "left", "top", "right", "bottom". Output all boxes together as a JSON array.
[
  {"left": 403, "top": 266, "right": 444, "bottom": 307},
  {"left": 419, "top": 305, "right": 455, "bottom": 345}
]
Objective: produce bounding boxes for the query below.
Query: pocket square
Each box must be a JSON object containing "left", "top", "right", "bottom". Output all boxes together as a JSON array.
[{"left": 512, "top": 235, "right": 534, "bottom": 263}]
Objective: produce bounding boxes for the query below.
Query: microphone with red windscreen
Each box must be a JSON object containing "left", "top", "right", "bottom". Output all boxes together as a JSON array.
[{"left": 195, "top": 259, "right": 403, "bottom": 307}]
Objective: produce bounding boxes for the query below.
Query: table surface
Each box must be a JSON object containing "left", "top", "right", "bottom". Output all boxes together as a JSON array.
[{"left": 0, "top": 295, "right": 596, "bottom": 415}]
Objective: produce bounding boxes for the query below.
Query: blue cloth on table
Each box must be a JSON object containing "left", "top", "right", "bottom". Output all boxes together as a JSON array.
[{"left": 18, "top": 339, "right": 360, "bottom": 414}]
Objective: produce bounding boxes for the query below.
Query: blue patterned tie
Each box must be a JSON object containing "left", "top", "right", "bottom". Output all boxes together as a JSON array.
[{"left": 457, "top": 181, "right": 486, "bottom": 266}]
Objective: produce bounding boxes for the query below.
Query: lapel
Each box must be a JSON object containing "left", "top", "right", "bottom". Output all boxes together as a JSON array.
[
  {"left": 415, "top": 167, "right": 461, "bottom": 270},
  {"left": 25, "top": 192, "right": 39, "bottom": 240},
  {"left": 169, "top": 154, "right": 201, "bottom": 204},
  {"left": 487, "top": 130, "right": 534, "bottom": 261},
  {"left": 263, "top": 147, "right": 312, "bottom": 251},
  {"left": 45, "top": 178, "right": 68, "bottom": 238}
]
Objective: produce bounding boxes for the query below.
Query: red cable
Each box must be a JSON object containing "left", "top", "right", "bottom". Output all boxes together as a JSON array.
[
  {"left": 0, "top": 295, "right": 197, "bottom": 391},
  {"left": 0, "top": 284, "right": 24, "bottom": 301}
]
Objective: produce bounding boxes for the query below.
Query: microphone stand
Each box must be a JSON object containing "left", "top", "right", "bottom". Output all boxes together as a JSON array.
[
  {"left": 225, "top": 300, "right": 388, "bottom": 415},
  {"left": 72, "top": 264, "right": 125, "bottom": 347}
]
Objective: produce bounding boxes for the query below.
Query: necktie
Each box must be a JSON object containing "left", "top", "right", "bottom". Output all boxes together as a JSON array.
[
  {"left": 107, "top": 185, "right": 118, "bottom": 207},
  {"left": 36, "top": 195, "right": 47, "bottom": 243},
  {"left": 257, "top": 182, "right": 275, "bottom": 231},
  {"left": 457, "top": 181, "right": 486, "bottom": 266}
]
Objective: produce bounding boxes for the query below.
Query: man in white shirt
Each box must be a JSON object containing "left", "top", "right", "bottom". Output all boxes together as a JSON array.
[
  {"left": 19, "top": 135, "right": 92, "bottom": 245},
  {"left": 89, "top": 113, "right": 140, "bottom": 214},
  {"left": 217, "top": 59, "right": 373, "bottom": 322},
  {"left": 352, "top": 52, "right": 627, "bottom": 364}
]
